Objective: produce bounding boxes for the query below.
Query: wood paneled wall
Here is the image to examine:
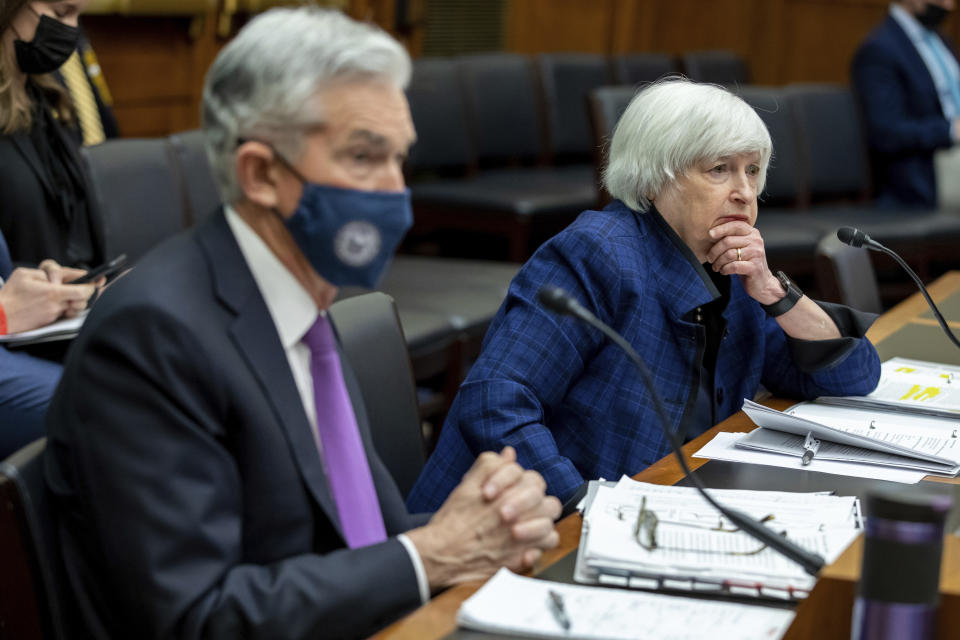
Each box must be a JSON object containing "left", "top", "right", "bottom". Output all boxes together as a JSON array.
[
  {"left": 83, "top": 0, "right": 960, "bottom": 137},
  {"left": 82, "top": 0, "right": 395, "bottom": 137},
  {"left": 504, "top": 0, "right": 960, "bottom": 85}
]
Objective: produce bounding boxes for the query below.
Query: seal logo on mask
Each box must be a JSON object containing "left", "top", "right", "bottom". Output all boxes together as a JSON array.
[{"left": 334, "top": 221, "right": 382, "bottom": 267}]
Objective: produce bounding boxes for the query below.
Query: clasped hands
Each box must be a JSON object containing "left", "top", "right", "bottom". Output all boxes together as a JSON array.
[
  {"left": 407, "top": 446, "right": 562, "bottom": 591},
  {"left": 0, "top": 259, "right": 104, "bottom": 334}
]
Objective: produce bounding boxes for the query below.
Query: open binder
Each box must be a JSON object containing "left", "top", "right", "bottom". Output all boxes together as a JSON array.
[{"left": 573, "top": 478, "right": 862, "bottom": 601}]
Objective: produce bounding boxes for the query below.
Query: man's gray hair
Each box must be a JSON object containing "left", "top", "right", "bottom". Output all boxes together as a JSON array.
[
  {"left": 603, "top": 77, "right": 772, "bottom": 212},
  {"left": 202, "top": 7, "right": 412, "bottom": 202}
]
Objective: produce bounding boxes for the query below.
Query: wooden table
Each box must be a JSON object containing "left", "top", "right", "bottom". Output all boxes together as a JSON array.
[{"left": 373, "top": 272, "right": 960, "bottom": 640}]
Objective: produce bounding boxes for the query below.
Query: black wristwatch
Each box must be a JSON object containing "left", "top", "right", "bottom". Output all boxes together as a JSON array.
[{"left": 760, "top": 271, "right": 803, "bottom": 317}]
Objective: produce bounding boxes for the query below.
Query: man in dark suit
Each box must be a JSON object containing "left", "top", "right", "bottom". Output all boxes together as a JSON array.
[
  {"left": 45, "top": 7, "right": 561, "bottom": 639},
  {"left": 852, "top": 0, "right": 960, "bottom": 208}
]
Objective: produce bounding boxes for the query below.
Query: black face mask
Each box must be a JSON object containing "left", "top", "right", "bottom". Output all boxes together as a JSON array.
[
  {"left": 916, "top": 3, "right": 950, "bottom": 30},
  {"left": 14, "top": 11, "right": 80, "bottom": 75}
]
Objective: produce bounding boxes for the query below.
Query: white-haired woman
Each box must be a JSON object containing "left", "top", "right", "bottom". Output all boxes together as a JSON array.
[{"left": 409, "top": 78, "right": 882, "bottom": 509}]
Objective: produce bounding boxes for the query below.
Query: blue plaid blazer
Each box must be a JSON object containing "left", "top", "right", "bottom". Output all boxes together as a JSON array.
[{"left": 407, "top": 202, "right": 881, "bottom": 509}]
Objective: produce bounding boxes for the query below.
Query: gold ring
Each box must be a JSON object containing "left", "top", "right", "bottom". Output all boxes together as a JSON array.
[{"left": 737, "top": 248, "right": 742, "bottom": 261}]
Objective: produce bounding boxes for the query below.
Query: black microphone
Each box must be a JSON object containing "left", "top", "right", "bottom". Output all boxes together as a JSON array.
[
  {"left": 537, "top": 285, "right": 825, "bottom": 577},
  {"left": 836, "top": 227, "right": 960, "bottom": 351}
]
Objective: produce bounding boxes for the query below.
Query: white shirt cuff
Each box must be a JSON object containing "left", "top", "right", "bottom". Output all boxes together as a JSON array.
[{"left": 397, "top": 533, "right": 430, "bottom": 605}]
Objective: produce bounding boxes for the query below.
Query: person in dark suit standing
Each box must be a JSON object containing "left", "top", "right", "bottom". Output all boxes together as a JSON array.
[
  {"left": 0, "top": 0, "right": 107, "bottom": 267},
  {"left": 852, "top": 0, "right": 960, "bottom": 208},
  {"left": 45, "top": 7, "right": 561, "bottom": 639}
]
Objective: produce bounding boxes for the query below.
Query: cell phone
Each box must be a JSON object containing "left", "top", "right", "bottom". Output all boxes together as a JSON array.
[{"left": 71, "top": 254, "right": 128, "bottom": 284}]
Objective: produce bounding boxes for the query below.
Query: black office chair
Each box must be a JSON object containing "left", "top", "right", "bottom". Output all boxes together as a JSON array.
[
  {"left": 681, "top": 50, "right": 750, "bottom": 86},
  {"left": 815, "top": 234, "right": 883, "bottom": 314},
  {"left": 82, "top": 138, "right": 187, "bottom": 263},
  {"left": 168, "top": 129, "right": 222, "bottom": 226},
  {"left": 328, "top": 293, "right": 426, "bottom": 499},
  {"left": 0, "top": 439, "right": 78, "bottom": 640}
]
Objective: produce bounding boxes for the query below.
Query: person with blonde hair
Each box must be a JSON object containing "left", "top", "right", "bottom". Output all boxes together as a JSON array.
[
  {"left": 0, "top": 0, "right": 107, "bottom": 267},
  {"left": 409, "top": 78, "right": 882, "bottom": 510}
]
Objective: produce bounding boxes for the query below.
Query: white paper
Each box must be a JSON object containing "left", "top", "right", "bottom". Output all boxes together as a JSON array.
[
  {"left": 0, "top": 312, "right": 86, "bottom": 346},
  {"left": 695, "top": 431, "right": 926, "bottom": 484},
  {"left": 458, "top": 568, "right": 795, "bottom": 640},
  {"left": 818, "top": 357, "right": 960, "bottom": 417}
]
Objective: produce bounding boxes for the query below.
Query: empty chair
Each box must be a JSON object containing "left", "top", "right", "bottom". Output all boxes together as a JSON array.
[
  {"left": 168, "top": 129, "right": 222, "bottom": 225},
  {"left": 588, "top": 86, "right": 639, "bottom": 205},
  {"left": 788, "top": 84, "right": 871, "bottom": 204},
  {"left": 536, "top": 53, "right": 612, "bottom": 162},
  {"left": 328, "top": 292, "right": 426, "bottom": 498},
  {"left": 682, "top": 50, "right": 749, "bottom": 86},
  {"left": 737, "top": 86, "right": 806, "bottom": 207},
  {"left": 405, "top": 57, "right": 475, "bottom": 175},
  {"left": 0, "top": 439, "right": 78, "bottom": 640},
  {"left": 458, "top": 53, "right": 544, "bottom": 165},
  {"left": 815, "top": 234, "right": 883, "bottom": 314},
  {"left": 82, "top": 138, "right": 187, "bottom": 263},
  {"left": 588, "top": 86, "right": 638, "bottom": 144},
  {"left": 410, "top": 54, "right": 597, "bottom": 261},
  {"left": 611, "top": 52, "right": 679, "bottom": 86}
]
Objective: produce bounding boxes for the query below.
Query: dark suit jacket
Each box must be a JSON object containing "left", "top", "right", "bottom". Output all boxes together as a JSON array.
[
  {"left": 0, "top": 121, "right": 106, "bottom": 267},
  {"left": 45, "top": 211, "right": 423, "bottom": 639},
  {"left": 851, "top": 15, "right": 956, "bottom": 208}
]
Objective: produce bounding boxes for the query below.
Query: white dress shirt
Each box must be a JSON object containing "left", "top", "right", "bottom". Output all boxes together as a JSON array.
[
  {"left": 224, "top": 205, "right": 429, "bottom": 604},
  {"left": 891, "top": 3, "right": 960, "bottom": 126}
]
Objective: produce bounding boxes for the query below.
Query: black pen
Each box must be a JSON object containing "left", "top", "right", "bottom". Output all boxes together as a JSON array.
[{"left": 548, "top": 589, "right": 571, "bottom": 631}]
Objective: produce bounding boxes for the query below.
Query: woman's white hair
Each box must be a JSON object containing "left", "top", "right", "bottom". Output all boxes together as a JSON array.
[
  {"left": 202, "top": 7, "right": 411, "bottom": 202},
  {"left": 603, "top": 77, "right": 772, "bottom": 212}
]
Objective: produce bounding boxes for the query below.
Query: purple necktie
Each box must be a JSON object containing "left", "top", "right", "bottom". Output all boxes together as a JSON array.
[{"left": 302, "top": 315, "right": 387, "bottom": 548}]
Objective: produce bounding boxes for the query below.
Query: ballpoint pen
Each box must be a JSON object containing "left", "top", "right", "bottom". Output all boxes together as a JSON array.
[
  {"left": 547, "top": 589, "right": 571, "bottom": 631},
  {"left": 801, "top": 431, "right": 821, "bottom": 466}
]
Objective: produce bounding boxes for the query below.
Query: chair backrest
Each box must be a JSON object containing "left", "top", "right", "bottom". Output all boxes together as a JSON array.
[
  {"left": 737, "top": 86, "right": 807, "bottom": 207},
  {"left": 536, "top": 53, "right": 611, "bottom": 161},
  {"left": 328, "top": 292, "right": 426, "bottom": 498},
  {"left": 815, "top": 234, "right": 883, "bottom": 314},
  {"left": 167, "top": 129, "right": 222, "bottom": 226},
  {"left": 406, "top": 57, "right": 476, "bottom": 174},
  {"left": 588, "top": 85, "right": 639, "bottom": 205},
  {"left": 611, "top": 53, "right": 679, "bottom": 86},
  {"left": 458, "top": 53, "right": 545, "bottom": 164},
  {"left": 0, "top": 439, "right": 75, "bottom": 640},
  {"left": 682, "top": 50, "right": 750, "bottom": 86},
  {"left": 82, "top": 138, "right": 187, "bottom": 264},
  {"left": 588, "top": 86, "right": 638, "bottom": 147},
  {"left": 788, "top": 84, "right": 871, "bottom": 203}
]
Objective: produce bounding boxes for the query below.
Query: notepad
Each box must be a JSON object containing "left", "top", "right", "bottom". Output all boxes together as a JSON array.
[
  {"left": 458, "top": 568, "right": 795, "bottom": 640},
  {"left": 0, "top": 312, "right": 86, "bottom": 347}
]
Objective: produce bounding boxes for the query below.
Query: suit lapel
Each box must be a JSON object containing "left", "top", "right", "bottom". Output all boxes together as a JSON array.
[{"left": 197, "top": 212, "right": 345, "bottom": 540}]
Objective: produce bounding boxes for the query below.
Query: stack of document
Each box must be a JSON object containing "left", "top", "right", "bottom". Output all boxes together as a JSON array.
[
  {"left": 573, "top": 477, "right": 861, "bottom": 599},
  {"left": 819, "top": 357, "right": 960, "bottom": 418},
  {"left": 740, "top": 399, "right": 960, "bottom": 476},
  {"left": 458, "top": 568, "right": 796, "bottom": 640}
]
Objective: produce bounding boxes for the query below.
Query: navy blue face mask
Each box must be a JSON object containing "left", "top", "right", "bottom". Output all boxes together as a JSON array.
[{"left": 274, "top": 153, "right": 413, "bottom": 288}]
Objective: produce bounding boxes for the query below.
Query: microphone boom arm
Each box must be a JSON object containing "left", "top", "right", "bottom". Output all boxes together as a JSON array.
[{"left": 540, "top": 287, "right": 825, "bottom": 576}]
